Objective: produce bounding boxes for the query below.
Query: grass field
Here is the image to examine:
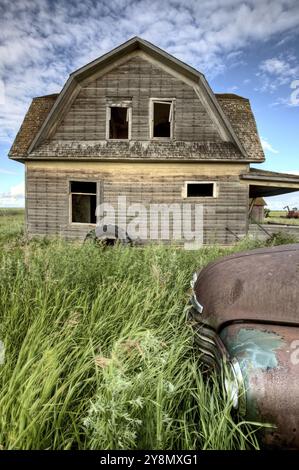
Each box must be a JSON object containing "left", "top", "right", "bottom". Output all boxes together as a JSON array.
[
  {"left": 1, "top": 208, "right": 295, "bottom": 450},
  {"left": 264, "top": 210, "right": 299, "bottom": 226}
]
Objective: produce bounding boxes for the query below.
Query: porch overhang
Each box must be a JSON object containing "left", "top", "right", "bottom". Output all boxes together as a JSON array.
[{"left": 241, "top": 168, "right": 299, "bottom": 197}]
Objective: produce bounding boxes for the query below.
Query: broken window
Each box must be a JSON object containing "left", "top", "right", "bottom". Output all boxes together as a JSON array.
[
  {"left": 70, "top": 181, "right": 97, "bottom": 224},
  {"left": 186, "top": 183, "right": 215, "bottom": 198},
  {"left": 151, "top": 100, "right": 173, "bottom": 138},
  {"left": 108, "top": 106, "right": 130, "bottom": 139}
]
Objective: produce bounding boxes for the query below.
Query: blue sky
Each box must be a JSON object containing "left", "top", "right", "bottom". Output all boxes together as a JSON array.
[{"left": 0, "top": 0, "right": 298, "bottom": 209}]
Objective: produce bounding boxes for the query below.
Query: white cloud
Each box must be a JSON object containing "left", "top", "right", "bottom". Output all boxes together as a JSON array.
[
  {"left": 0, "top": 79, "right": 4, "bottom": 105},
  {"left": 275, "top": 34, "right": 294, "bottom": 48},
  {"left": 260, "top": 137, "right": 279, "bottom": 154},
  {"left": 265, "top": 172, "right": 299, "bottom": 209},
  {"left": 1, "top": 0, "right": 299, "bottom": 143},
  {"left": 227, "top": 50, "right": 243, "bottom": 61},
  {"left": 265, "top": 191, "right": 299, "bottom": 210},
  {"left": 0, "top": 180, "right": 25, "bottom": 207},
  {"left": 257, "top": 54, "right": 299, "bottom": 94},
  {"left": 226, "top": 85, "right": 239, "bottom": 93},
  {"left": 0, "top": 168, "right": 18, "bottom": 175},
  {"left": 10, "top": 181, "right": 24, "bottom": 198},
  {"left": 260, "top": 57, "right": 292, "bottom": 76}
]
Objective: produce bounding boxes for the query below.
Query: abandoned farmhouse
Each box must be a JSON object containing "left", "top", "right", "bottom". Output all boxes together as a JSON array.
[{"left": 9, "top": 37, "right": 299, "bottom": 245}]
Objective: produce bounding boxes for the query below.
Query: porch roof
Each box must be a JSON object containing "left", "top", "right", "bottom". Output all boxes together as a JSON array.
[{"left": 241, "top": 168, "right": 299, "bottom": 197}]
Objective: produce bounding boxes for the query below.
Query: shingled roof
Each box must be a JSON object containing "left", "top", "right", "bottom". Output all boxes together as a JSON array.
[
  {"left": 9, "top": 92, "right": 264, "bottom": 162},
  {"left": 9, "top": 94, "right": 58, "bottom": 157},
  {"left": 215, "top": 94, "right": 264, "bottom": 162}
]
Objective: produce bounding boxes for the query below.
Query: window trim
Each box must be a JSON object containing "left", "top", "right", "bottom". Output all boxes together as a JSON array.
[
  {"left": 149, "top": 98, "right": 175, "bottom": 140},
  {"left": 68, "top": 179, "right": 99, "bottom": 226},
  {"left": 182, "top": 181, "right": 218, "bottom": 199},
  {"left": 106, "top": 100, "right": 132, "bottom": 141}
]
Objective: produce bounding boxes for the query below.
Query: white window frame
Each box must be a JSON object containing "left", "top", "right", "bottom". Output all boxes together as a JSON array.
[
  {"left": 69, "top": 180, "right": 99, "bottom": 226},
  {"left": 106, "top": 99, "right": 132, "bottom": 140},
  {"left": 182, "top": 181, "right": 218, "bottom": 199},
  {"left": 149, "top": 98, "right": 175, "bottom": 140}
]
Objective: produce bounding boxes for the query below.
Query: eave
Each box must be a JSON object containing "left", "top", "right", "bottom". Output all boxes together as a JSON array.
[{"left": 241, "top": 168, "right": 299, "bottom": 197}]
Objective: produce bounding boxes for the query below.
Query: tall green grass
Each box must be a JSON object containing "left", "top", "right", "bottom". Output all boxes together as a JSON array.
[
  {"left": 0, "top": 208, "right": 24, "bottom": 242},
  {"left": 0, "top": 215, "right": 269, "bottom": 450}
]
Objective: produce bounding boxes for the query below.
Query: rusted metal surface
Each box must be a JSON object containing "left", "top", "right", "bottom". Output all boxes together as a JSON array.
[
  {"left": 221, "top": 323, "right": 299, "bottom": 448},
  {"left": 189, "top": 243, "right": 299, "bottom": 448},
  {"left": 284, "top": 206, "right": 299, "bottom": 219},
  {"left": 84, "top": 225, "right": 133, "bottom": 245},
  {"left": 192, "top": 243, "right": 299, "bottom": 329}
]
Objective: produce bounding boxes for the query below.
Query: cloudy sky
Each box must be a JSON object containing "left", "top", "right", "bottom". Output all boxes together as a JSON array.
[{"left": 0, "top": 0, "right": 298, "bottom": 209}]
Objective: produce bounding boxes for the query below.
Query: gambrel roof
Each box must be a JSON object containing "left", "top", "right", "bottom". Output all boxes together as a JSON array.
[
  {"left": 9, "top": 37, "right": 265, "bottom": 162},
  {"left": 215, "top": 94, "right": 265, "bottom": 162},
  {"left": 9, "top": 94, "right": 58, "bottom": 157}
]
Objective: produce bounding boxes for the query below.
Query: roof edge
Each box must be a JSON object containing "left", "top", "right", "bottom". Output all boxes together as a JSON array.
[
  {"left": 10, "top": 156, "right": 260, "bottom": 163},
  {"left": 242, "top": 168, "right": 299, "bottom": 184},
  {"left": 215, "top": 93, "right": 249, "bottom": 101},
  {"left": 31, "top": 93, "right": 59, "bottom": 101},
  {"left": 71, "top": 36, "right": 205, "bottom": 81}
]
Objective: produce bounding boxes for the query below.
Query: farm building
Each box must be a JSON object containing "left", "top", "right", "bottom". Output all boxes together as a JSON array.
[
  {"left": 249, "top": 198, "right": 266, "bottom": 223},
  {"left": 9, "top": 37, "right": 299, "bottom": 245}
]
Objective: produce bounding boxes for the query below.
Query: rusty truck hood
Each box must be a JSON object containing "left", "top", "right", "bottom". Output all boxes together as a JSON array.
[{"left": 193, "top": 243, "right": 299, "bottom": 330}]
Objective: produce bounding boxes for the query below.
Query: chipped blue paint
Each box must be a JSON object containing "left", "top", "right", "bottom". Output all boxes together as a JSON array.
[
  {"left": 221, "top": 327, "right": 284, "bottom": 371},
  {"left": 221, "top": 327, "right": 286, "bottom": 419}
]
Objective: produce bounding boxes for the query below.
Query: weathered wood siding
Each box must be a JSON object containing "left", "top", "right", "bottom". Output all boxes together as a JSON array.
[
  {"left": 26, "top": 162, "right": 248, "bottom": 245},
  {"left": 248, "top": 224, "right": 299, "bottom": 241},
  {"left": 53, "top": 55, "right": 221, "bottom": 143}
]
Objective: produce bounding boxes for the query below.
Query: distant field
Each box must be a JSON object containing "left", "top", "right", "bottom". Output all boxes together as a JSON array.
[
  {"left": 264, "top": 210, "right": 299, "bottom": 226},
  {"left": 0, "top": 208, "right": 25, "bottom": 240},
  {"left": 0, "top": 208, "right": 24, "bottom": 218}
]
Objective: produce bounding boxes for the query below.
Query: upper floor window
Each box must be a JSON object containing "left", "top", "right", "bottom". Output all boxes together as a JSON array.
[
  {"left": 150, "top": 99, "right": 174, "bottom": 139},
  {"left": 106, "top": 99, "right": 132, "bottom": 140}
]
